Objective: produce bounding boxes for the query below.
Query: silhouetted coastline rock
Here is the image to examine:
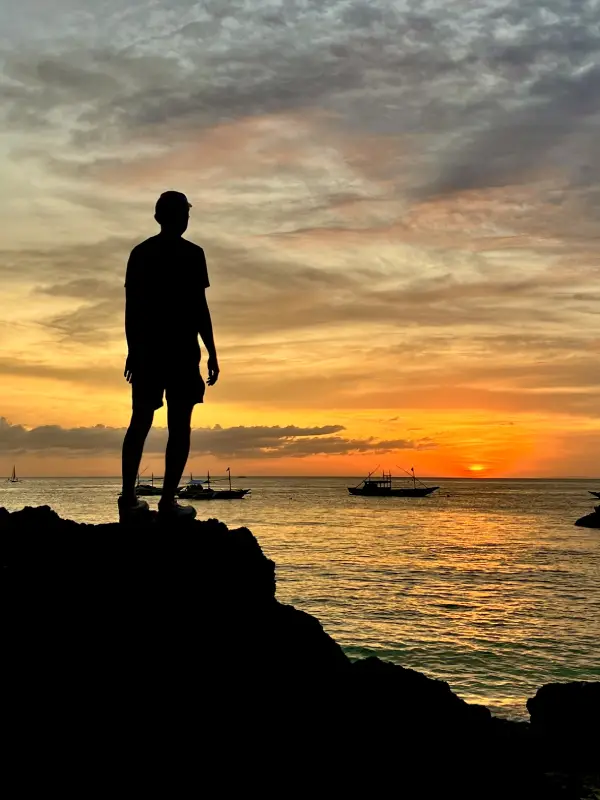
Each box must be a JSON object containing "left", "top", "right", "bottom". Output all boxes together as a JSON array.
[
  {"left": 3, "top": 506, "right": 599, "bottom": 798},
  {"left": 528, "top": 683, "right": 600, "bottom": 768},
  {"left": 575, "top": 507, "right": 600, "bottom": 528}
]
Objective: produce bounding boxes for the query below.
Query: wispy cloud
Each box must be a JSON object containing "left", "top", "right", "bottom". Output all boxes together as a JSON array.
[{"left": 0, "top": 1, "right": 599, "bottom": 474}]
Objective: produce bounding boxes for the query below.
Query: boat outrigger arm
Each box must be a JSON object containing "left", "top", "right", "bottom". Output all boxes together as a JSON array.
[
  {"left": 396, "top": 466, "right": 430, "bottom": 491},
  {"left": 350, "top": 465, "right": 380, "bottom": 490}
]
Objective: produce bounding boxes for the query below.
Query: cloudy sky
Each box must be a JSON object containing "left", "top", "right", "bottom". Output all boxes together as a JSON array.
[{"left": 0, "top": 0, "right": 599, "bottom": 477}]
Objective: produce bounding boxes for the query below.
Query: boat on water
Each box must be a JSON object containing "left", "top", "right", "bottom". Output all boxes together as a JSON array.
[
  {"left": 210, "top": 468, "right": 250, "bottom": 499},
  {"left": 348, "top": 468, "right": 439, "bottom": 498},
  {"left": 589, "top": 491, "right": 600, "bottom": 499},
  {"left": 136, "top": 472, "right": 162, "bottom": 497},
  {"left": 179, "top": 469, "right": 250, "bottom": 500},
  {"left": 7, "top": 465, "right": 21, "bottom": 483},
  {"left": 177, "top": 476, "right": 216, "bottom": 500}
]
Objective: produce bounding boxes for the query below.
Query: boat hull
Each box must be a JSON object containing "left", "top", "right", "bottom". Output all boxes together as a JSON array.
[
  {"left": 348, "top": 487, "right": 439, "bottom": 497},
  {"left": 177, "top": 489, "right": 216, "bottom": 500},
  {"left": 589, "top": 491, "right": 600, "bottom": 499},
  {"left": 136, "top": 485, "right": 163, "bottom": 496},
  {"left": 211, "top": 489, "right": 250, "bottom": 500}
]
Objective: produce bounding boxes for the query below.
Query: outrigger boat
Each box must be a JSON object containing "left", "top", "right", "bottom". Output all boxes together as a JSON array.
[
  {"left": 178, "top": 469, "right": 250, "bottom": 500},
  {"left": 209, "top": 468, "right": 250, "bottom": 500},
  {"left": 135, "top": 472, "right": 162, "bottom": 497},
  {"left": 177, "top": 475, "right": 216, "bottom": 500},
  {"left": 349, "top": 467, "right": 439, "bottom": 498}
]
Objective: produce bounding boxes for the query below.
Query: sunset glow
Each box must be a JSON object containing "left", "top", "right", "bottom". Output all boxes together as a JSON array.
[{"left": 0, "top": 1, "right": 599, "bottom": 478}]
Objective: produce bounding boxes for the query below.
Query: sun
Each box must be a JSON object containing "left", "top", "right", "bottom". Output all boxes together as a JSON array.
[{"left": 467, "top": 464, "right": 487, "bottom": 474}]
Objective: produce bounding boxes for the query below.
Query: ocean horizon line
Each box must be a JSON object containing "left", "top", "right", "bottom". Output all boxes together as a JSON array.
[{"left": 3, "top": 475, "right": 600, "bottom": 481}]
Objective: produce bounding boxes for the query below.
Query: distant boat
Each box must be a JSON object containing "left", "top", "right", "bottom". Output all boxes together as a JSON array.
[
  {"left": 177, "top": 469, "right": 250, "bottom": 500},
  {"left": 7, "top": 465, "right": 21, "bottom": 483},
  {"left": 136, "top": 472, "right": 162, "bottom": 497},
  {"left": 177, "top": 474, "right": 216, "bottom": 501},
  {"left": 209, "top": 468, "right": 251, "bottom": 500},
  {"left": 589, "top": 491, "right": 600, "bottom": 499},
  {"left": 348, "top": 467, "right": 439, "bottom": 498}
]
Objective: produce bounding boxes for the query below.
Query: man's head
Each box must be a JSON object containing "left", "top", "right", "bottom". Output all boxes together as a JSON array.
[{"left": 154, "top": 191, "right": 191, "bottom": 236}]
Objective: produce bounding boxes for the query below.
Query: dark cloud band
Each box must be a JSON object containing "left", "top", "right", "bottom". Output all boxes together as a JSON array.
[{"left": 0, "top": 417, "right": 434, "bottom": 459}]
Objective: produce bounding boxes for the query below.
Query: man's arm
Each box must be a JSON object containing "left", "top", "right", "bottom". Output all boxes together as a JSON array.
[
  {"left": 125, "top": 290, "right": 143, "bottom": 353},
  {"left": 124, "top": 251, "right": 143, "bottom": 383},
  {"left": 198, "top": 291, "right": 219, "bottom": 386}
]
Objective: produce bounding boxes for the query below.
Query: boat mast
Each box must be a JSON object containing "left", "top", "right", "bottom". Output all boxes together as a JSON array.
[
  {"left": 227, "top": 467, "right": 232, "bottom": 491},
  {"left": 397, "top": 465, "right": 430, "bottom": 490}
]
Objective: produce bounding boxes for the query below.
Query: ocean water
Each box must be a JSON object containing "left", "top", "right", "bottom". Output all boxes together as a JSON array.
[{"left": 2, "top": 476, "right": 599, "bottom": 720}]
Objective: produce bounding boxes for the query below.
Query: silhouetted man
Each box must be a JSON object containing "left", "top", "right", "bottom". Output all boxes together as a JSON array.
[{"left": 119, "top": 191, "right": 219, "bottom": 521}]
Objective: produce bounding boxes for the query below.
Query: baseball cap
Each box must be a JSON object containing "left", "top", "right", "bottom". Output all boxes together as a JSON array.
[{"left": 155, "top": 191, "right": 192, "bottom": 216}]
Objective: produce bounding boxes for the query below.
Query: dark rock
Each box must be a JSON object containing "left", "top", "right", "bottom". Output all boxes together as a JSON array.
[
  {"left": 528, "top": 682, "right": 600, "bottom": 770},
  {"left": 2, "top": 504, "right": 347, "bottom": 680},
  {"left": 351, "top": 655, "right": 492, "bottom": 725},
  {"left": 575, "top": 508, "right": 600, "bottom": 528},
  {"left": 3, "top": 506, "right": 598, "bottom": 799},
  {"left": 528, "top": 682, "right": 600, "bottom": 731}
]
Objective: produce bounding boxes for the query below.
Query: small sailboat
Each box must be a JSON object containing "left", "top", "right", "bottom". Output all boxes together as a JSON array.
[{"left": 7, "top": 465, "right": 21, "bottom": 483}]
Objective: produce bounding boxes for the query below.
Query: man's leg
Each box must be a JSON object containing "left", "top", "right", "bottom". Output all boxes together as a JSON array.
[
  {"left": 121, "top": 407, "right": 154, "bottom": 504},
  {"left": 160, "top": 402, "right": 194, "bottom": 506}
]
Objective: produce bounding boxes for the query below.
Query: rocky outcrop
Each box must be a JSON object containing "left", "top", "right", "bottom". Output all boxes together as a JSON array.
[
  {"left": 3, "top": 506, "right": 599, "bottom": 799},
  {"left": 2, "top": 505, "right": 348, "bottom": 680},
  {"left": 575, "top": 507, "right": 600, "bottom": 528},
  {"left": 528, "top": 683, "right": 600, "bottom": 766}
]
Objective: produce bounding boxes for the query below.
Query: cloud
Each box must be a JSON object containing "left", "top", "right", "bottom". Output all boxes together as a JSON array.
[
  {"left": 1, "top": 0, "right": 600, "bottom": 472},
  {"left": 1, "top": 0, "right": 599, "bottom": 187},
  {"left": 0, "top": 417, "right": 434, "bottom": 459},
  {"left": 425, "top": 64, "right": 600, "bottom": 199},
  {"left": 0, "top": 237, "right": 131, "bottom": 287},
  {"left": 0, "top": 357, "right": 118, "bottom": 387}
]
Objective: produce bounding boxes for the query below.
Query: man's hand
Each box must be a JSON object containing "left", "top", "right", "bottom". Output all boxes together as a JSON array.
[
  {"left": 124, "top": 354, "right": 136, "bottom": 384},
  {"left": 207, "top": 354, "right": 220, "bottom": 386}
]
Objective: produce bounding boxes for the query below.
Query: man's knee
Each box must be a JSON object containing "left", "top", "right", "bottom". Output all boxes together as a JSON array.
[
  {"left": 167, "top": 403, "right": 194, "bottom": 432},
  {"left": 167, "top": 421, "right": 192, "bottom": 441},
  {"left": 129, "top": 407, "right": 154, "bottom": 435}
]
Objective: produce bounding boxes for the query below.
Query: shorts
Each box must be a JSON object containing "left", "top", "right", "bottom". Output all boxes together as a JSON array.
[{"left": 132, "top": 361, "right": 205, "bottom": 411}]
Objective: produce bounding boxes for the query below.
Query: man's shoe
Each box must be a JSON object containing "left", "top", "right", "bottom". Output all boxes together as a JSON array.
[
  {"left": 158, "top": 500, "right": 197, "bottom": 521},
  {"left": 118, "top": 496, "right": 150, "bottom": 522}
]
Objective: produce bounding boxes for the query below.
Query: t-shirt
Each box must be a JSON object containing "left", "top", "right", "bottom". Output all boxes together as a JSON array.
[{"left": 125, "top": 234, "right": 210, "bottom": 361}]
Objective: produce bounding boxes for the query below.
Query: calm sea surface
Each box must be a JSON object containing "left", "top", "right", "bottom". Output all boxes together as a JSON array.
[{"left": 2, "top": 476, "right": 599, "bottom": 719}]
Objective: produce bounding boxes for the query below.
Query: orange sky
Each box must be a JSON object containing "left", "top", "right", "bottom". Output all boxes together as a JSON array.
[{"left": 0, "top": 1, "right": 599, "bottom": 478}]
